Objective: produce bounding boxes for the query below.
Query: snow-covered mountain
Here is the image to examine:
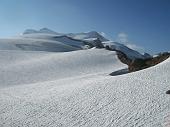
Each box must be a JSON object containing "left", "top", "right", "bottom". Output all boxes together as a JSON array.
[
  {"left": 67, "top": 31, "right": 108, "bottom": 42},
  {"left": 0, "top": 28, "right": 169, "bottom": 127},
  {"left": 0, "top": 28, "right": 149, "bottom": 60},
  {"left": 23, "top": 28, "right": 59, "bottom": 35},
  {"left": 103, "top": 41, "right": 149, "bottom": 59}
]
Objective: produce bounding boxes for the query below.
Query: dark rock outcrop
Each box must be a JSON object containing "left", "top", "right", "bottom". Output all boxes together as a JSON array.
[
  {"left": 105, "top": 45, "right": 132, "bottom": 68},
  {"left": 116, "top": 51, "right": 132, "bottom": 66},
  {"left": 166, "top": 90, "right": 170, "bottom": 94},
  {"left": 105, "top": 45, "right": 170, "bottom": 72},
  {"left": 146, "top": 52, "right": 170, "bottom": 66},
  {"left": 143, "top": 52, "right": 152, "bottom": 59},
  {"left": 128, "top": 58, "right": 149, "bottom": 72},
  {"left": 92, "top": 38, "right": 105, "bottom": 48},
  {"left": 125, "top": 52, "right": 170, "bottom": 72}
]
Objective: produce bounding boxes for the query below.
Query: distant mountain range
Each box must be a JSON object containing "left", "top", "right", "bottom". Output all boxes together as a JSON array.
[
  {"left": 20, "top": 28, "right": 150, "bottom": 59},
  {"left": 0, "top": 28, "right": 169, "bottom": 72}
]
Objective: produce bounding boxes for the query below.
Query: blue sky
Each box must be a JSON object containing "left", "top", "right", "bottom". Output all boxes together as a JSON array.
[{"left": 0, "top": 0, "right": 170, "bottom": 53}]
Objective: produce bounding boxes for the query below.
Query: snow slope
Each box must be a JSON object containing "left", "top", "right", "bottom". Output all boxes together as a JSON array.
[
  {"left": 0, "top": 48, "right": 170, "bottom": 126},
  {"left": 0, "top": 49, "right": 126, "bottom": 87},
  {"left": 0, "top": 37, "right": 82, "bottom": 52},
  {"left": 0, "top": 33, "right": 103, "bottom": 52},
  {"left": 0, "top": 29, "right": 169, "bottom": 127}
]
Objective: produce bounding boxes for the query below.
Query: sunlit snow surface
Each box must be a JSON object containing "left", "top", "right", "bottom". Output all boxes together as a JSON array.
[
  {"left": 0, "top": 49, "right": 126, "bottom": 87},
  {"left": 0, "top": 31, "right": 170, "bottom": 126},
  {"left": 0, "top": 49, "right": 170, "bottom": 127}
]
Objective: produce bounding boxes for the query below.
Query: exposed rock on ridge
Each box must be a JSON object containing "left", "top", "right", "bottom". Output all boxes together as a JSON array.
[{"left": 105, "top": 45, "right": 170, "bottom": 72}]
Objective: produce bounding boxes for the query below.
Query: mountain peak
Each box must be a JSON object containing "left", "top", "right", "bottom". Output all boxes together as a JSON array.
[
  {"left": 87, "top": 31, "right": 99, "bottom": 34},
  {"left": 39, "top": 28, "right": 57, "bottom": 34},
  {"left": 23, "top": 28, "right": 57, "bottom": 35},
  {"left": 23, "top": 29, "right": 37, "bottom": 34}
]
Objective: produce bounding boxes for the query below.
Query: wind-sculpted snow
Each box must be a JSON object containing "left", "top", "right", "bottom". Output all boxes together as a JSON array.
[
  {"left": 0, "top": 48, "right": 170, "bottom": 126},
  {"left": 0, "top": 34, "right": 101, "bottom": 52},
  {"left": 0, "top": 49, "right": 126, "bottom": 87},
  {"left": 0, "top": 29, "right": 169, "bottom": 126},
  {"left": 0, "top": 38, "right": 81, "bottom": 52}
]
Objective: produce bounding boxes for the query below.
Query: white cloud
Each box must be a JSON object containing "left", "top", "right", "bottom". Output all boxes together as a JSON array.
[
  {"left": 117, "top": 32, "right": 128, "bottom": 43},
  {"left": 116, "top": 32, "right": 145, "bottom": 53}
]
